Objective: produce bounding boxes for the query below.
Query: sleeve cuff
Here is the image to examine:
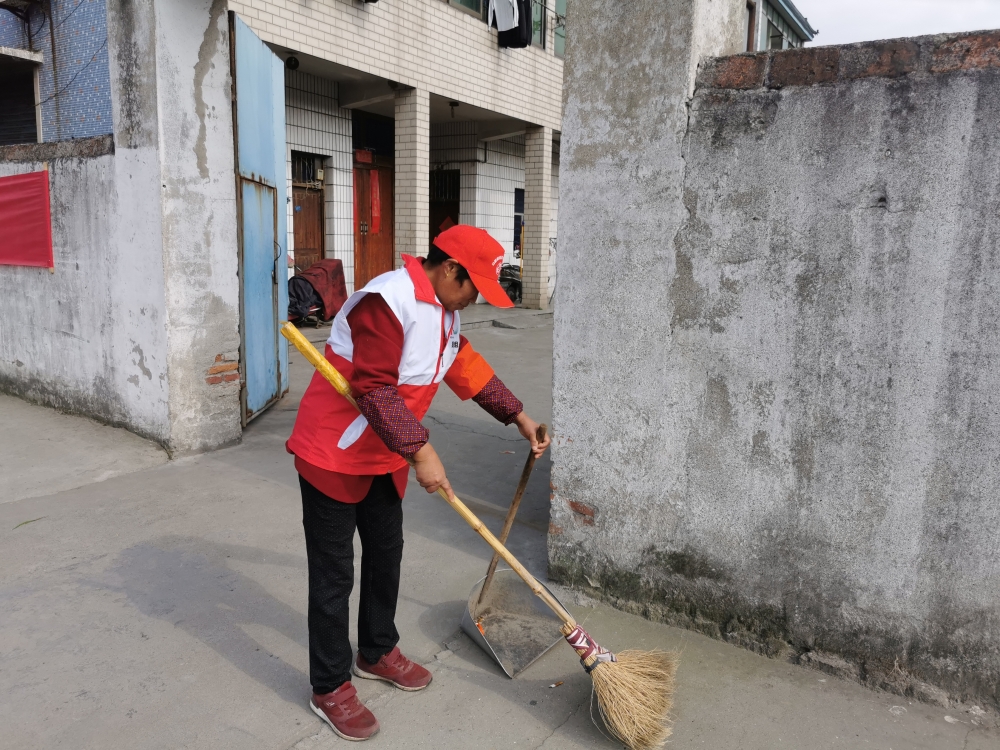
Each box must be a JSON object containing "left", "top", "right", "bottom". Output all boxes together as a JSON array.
[
  {"left": 472, "top": 375, "right": 524, "bottom": 425},
  {"left": 356, "top": 385, "right": 429, "bottom": 458}
]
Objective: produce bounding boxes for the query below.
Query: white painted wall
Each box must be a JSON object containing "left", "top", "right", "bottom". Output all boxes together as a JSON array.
[
  {"left": 284, "top": 70, "right": 355, "bottom": 290},
  {"left": 0, "top": 150, "right": 171, "bottom": 444}
]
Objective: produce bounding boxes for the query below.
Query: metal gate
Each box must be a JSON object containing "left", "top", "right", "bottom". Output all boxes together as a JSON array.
[{"left": 230, "top": 13, "right": 288, "bottom": 425}]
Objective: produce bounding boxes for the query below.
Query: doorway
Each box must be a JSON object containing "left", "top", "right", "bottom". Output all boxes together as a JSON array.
[
  {"left": 353, "top": 150, "right": 395, "bottom": 289},
  {"left": 430, "top": 169, "right": 461, "bottom": 245},
  {"left": 291, "top": 151, "right": 325, "bottom": 273}
]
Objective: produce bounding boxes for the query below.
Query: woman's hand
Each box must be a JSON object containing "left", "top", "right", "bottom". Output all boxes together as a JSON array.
[
  {"left": 514, "top": 413, "right": 551, "bottom": 458},
  {"left": 412, "top": 442, "right": 453, "bottom": 497}
]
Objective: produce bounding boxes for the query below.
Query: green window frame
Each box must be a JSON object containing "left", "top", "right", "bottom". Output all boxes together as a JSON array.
[
  {"left": 449, "top": 0, "right": 484, "bottom": 18},
  {"left": 531, "top": 0, "right": 545, "bottom": 48},
  {"left": 554, "top": 0, "right": 566, "bottom": 57}
]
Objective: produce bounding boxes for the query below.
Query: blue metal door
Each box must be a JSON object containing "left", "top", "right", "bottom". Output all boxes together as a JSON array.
[{"left": 230, "top": 13, "right": 288, "bottom": 424}]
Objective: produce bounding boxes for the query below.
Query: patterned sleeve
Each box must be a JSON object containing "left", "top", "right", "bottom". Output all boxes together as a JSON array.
[
  {"left": 356, "top": 385, "right": 429, "bottom": 459},
  {"left": 472, "top": 375, "right": 524, "bottom": 426}
]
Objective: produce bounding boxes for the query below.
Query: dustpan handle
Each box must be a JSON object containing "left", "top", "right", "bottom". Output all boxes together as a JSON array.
[
  {"left": 280, "top": 323, "right": 577, "bottom": 627},
  {"left": 433, "top": 486, "right": 575, "bottom": 624}
]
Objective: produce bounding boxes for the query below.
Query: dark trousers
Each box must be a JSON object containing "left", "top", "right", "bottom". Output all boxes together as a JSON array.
[{"left": 300, "top": 474, "right": 404, "bottom": 694}]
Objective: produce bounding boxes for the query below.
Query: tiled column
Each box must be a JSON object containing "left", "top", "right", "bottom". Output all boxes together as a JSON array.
[
  {"left": 394, "top": 87, "right": 430, "bottom": 267},
  {"left": 523, "top": 126, "right": 553, "bottom": 309}
]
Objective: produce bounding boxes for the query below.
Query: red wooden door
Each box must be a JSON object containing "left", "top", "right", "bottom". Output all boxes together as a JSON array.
[
  {"left": 353, "top": 158, "right": 394, "bottom": 289},
  {"left": 293, "top": 186, "right": 324, "bottom": 272}
]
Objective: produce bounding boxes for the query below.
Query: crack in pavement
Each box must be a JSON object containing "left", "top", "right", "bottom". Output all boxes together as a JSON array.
[
  {"left": 424, "top": 413, "right": 522, "bottom": 442},
  {"left": 534, "top": 694, "right": 601, "bottom": 750}
]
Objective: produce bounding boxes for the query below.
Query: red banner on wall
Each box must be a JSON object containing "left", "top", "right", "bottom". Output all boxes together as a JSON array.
[
  {"left": 0, "top": 171, "right": 54, "bottom": 268},
  {"left": 369, "top": 171, "right": 381, "bottom": 235}
]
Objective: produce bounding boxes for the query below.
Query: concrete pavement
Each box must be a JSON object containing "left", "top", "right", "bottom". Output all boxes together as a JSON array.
[{"left": 1, "top": 315, "right": 997, "bottom": 750}]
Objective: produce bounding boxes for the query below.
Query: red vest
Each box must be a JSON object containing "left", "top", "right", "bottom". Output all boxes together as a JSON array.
[{"left": 286, "top": 256, "right": 462, "bottom": 475}]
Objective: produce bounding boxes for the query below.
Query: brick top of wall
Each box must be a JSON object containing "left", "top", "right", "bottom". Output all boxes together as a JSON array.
[{"left": 697, "top": 30, "right": 1000, "bottom": 92}]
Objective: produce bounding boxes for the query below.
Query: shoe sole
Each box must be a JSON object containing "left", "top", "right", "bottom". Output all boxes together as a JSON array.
[
  {"left": 352, "top": 663, "right": 432, "bottom": 692},
  {"left": 310, "top": 701, "right": 379, "bottom": 742}
]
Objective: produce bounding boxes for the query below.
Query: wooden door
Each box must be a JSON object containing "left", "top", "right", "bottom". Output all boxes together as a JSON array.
[
  {"left": 292, "top": 186, "right": 324, "bottom": 272},
  {"left": 353, "top": 159, "right": 395, "bottom": 289}
]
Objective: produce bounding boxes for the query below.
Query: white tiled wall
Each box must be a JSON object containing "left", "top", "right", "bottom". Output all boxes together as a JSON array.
[
  {"left": 284, "top": 70, "right": 357, "bottom": 292},
  {"left": 430, "top": 125, "right": 559, "bottom": 301},
  {"left": 430, "top": 126, "right": 524, "bottom": 262},
  {"left": 231, "top": 0, "right": 563, "bottom": 132},
  {"left": 476, "top": 136, "right": 525, "bottom": 263},
  {"left": 430, "top": 121, "right": 479, "bottom": 227}
]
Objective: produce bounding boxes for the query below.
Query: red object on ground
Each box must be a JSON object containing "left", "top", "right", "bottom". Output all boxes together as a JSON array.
[
  {"left": 310, "top": 682, "right": 380, "bottom": 741},
  {"left": 353, "top": 646, "right": 432, "bottom": 691},
  {"left": 0, "top": 171, "right": 54, "bottom": 268},
  {"left": 295, "top": 258, "right": 349, "bottom": 321}
]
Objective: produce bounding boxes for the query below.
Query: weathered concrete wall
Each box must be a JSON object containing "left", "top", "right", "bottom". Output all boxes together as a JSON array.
[
  {"left": 0, "top": 0, "right": 172, "bottom": 445},
  {"left": 0, "top": 0, "right": 240, "bottom": 454},
  {"left": 0, "top": 138, "right": 170, "bottom": 444},
  {"left": 154, "top": 0, "right": 241, "bottom": 453},
  {"left": 552, "top": 14, "right": 1000, "bottom": 709}
]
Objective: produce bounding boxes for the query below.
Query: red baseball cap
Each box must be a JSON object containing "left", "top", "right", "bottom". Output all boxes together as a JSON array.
[{"left": 432, "top": 225, "right": 514, "bottom": 308}]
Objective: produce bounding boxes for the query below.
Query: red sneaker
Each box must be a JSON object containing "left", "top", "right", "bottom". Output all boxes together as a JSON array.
[
  {"left": 310, "top": 682, "right": 379, "bottom": 742},
  {"left": 353, "top": 646, "right": 432, "bottom": 691}
]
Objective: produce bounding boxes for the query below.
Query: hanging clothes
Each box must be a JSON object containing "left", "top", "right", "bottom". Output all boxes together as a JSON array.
[
  {"left": 488, "top": 0, "right": 519, "bottom": 33},
  {"left": 498, "top": 0, "right": 532, "bottom": 48}
]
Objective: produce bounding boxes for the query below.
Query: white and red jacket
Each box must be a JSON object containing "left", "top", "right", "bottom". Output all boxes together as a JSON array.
[{"left": 287, "top": 255, "right": 521, "bottom": 502}]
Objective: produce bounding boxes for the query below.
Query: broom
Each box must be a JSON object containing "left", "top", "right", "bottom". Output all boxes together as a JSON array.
[{"left": 280, "top": 322, "right": 678, "bottom": 749}]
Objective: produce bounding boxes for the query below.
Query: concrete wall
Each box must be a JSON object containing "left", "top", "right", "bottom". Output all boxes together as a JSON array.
[
  {"left": 0, "top": 138, "right": 170, "bottom": 444},
  {"left": 0, "top": 0, "right": 171, "bottom": 445},
  {"left": 154, "top": 0, "right": 241, "bottom": 453},
  {"left": 552, "top": 14, "right": 1000, "bottom": 709},
  {"left": 0, "top": 0, "right": 241, "bottom": 455}
]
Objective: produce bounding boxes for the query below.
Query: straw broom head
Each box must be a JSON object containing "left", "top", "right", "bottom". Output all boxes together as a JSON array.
[{"left": 564, "top": 624, "right": 678, "bottom": 750}]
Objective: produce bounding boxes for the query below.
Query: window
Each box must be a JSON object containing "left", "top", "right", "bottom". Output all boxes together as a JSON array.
[
  {"left": 531, "top": 0, "right": 545, "bottom": 48},
  {"left": 0, "top": 59, "right": 39, "bottom": 146},
  {"left": 449, "top": 0, "right": 483, "bottom": 17},
  {"left": 554, "top": 0, "right": 567, "bottom": 58},
  {"left": 745, "top": 1, "right": 757, "bottom": 53},
  {"left": 767, "top": 19, "right": 783, "bottom": 50}
]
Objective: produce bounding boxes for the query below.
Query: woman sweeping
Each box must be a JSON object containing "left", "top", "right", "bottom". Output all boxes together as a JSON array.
[{"left": 285, "top": 225, "right": 551, "bottom": 741}]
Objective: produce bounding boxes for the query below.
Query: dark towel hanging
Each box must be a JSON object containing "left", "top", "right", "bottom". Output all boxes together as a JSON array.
[{"left": 498, "top": 0, "right": 532, "bottom": 48}]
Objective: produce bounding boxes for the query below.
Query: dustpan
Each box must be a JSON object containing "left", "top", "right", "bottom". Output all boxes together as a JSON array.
[
  {"left": 461, "top": 568, "right": 566, "bottom": 678},
  {"left": 458, "top": 423, "right": 566, "bottom": 678}
]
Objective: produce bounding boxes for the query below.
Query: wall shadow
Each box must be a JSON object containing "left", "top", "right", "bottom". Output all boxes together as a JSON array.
[{"left": 109, "top": 535, "right": 310, "bottom": 705}]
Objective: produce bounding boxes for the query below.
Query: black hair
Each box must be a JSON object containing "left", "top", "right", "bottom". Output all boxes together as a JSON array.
[{"left": 426, "top": 245, "right": 471, "bottom": 282}]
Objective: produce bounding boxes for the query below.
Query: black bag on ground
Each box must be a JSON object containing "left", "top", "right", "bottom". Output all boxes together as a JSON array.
[{"left": 288, "top": 277, "right": 323, "bottom": 321}]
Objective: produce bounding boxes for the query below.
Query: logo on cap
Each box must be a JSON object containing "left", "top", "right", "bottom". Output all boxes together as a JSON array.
[{"left": 492, "top": 255, "right": 503, "bottom": 280}]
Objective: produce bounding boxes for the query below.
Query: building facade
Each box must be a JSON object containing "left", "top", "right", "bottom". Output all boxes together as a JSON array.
[
  {"left": 745, "top": 0, "right": 815, "bottom": 52},
  {"left": 0, "top": 0, "right": 564, "bottom": 453}
]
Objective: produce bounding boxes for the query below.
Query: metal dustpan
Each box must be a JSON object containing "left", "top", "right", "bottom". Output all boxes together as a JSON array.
[{"left": 461, "top": 568, "right": 566, "bottom": 678}]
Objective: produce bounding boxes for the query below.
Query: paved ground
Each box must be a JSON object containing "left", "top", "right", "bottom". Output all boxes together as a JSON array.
[{"left": 1, "top": 313, "right": 997, "bottom": 750}]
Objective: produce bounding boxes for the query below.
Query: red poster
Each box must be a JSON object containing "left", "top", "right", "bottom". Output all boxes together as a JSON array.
[
  {"left": 353, "top": 168, "right": 360, "bottom": 232},
  {"left": 369, "top": 171, "right": 381, "bottom": 235},
  {"left": 0, "top": 171, "right": 54, "bottom": 268}
]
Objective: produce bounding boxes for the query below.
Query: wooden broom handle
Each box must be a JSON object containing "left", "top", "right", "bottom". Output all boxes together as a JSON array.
[
  {"left": 477, "top": 423, "right": 547, "bottom": 607},
  {"left": 280, "top": 323, "right": 577, "bottom": 627}
]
